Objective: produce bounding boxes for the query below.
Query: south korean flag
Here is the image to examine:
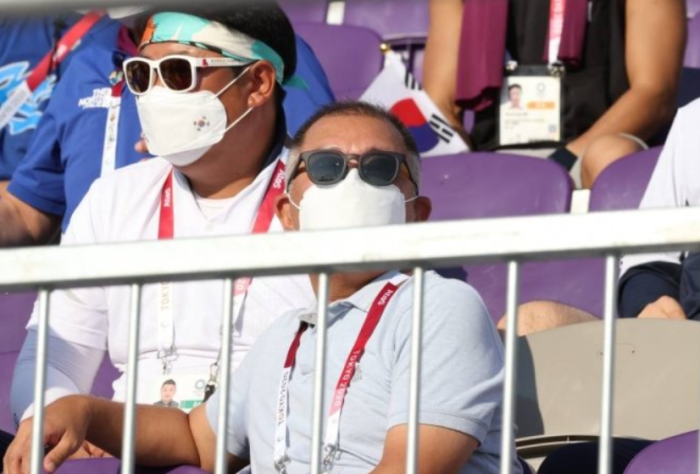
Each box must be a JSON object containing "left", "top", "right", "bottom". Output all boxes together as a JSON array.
[{"left": 360, "top": 51, "right": 469, "bottom": 158}]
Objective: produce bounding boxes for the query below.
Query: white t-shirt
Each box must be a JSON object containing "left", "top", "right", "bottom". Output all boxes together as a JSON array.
[
  {"left": 620, "top": 98, "right": 700, "bottom": 277},
  {"left": 23, "top": 155, "right": 315, "bottom": 405}
]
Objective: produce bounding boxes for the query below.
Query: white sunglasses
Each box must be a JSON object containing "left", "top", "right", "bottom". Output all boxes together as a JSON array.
[{"left": 123, "top": 55, "right": 251, "bottom": 96}]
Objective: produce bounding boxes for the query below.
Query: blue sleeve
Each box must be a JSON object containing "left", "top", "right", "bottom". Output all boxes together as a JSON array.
[
  {"left": 7, "top": 95, "right": 66, "bottom": 216},
  {"left": 282, "top": 35, "right": 335, "bottom": 136},
  {"left": 617, "top": 262, "right": 682, "bottom": 318}
]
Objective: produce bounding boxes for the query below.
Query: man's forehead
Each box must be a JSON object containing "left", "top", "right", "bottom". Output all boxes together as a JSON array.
[{"left": 302, "top": 115, "right": 406, "bottom": 153}]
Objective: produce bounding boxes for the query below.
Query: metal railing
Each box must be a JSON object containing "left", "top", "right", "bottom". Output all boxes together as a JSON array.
[{"left": 2, "top": 207, "right": 700, "bottom": 474}]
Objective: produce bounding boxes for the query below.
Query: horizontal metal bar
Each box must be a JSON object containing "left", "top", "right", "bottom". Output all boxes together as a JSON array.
[{"left": 0, "top": 208, "right": 699, "bottom": 291}]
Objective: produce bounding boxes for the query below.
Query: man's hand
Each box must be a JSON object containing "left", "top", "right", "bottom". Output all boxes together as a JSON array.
[
  {"left": 638, "top": 296, "right": 686, "bottom": 320},
  {"left": 69, "top": 441, "right": 110, "bottom": 460},
  {"left": 3, "top": 396, "right": 92, "bottom": 474}
]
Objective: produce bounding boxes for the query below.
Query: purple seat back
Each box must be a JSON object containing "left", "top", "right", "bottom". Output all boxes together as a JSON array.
[
  {"left": 685, "top": 14, "right": 700, "bottom": 67},
  {"left": 0, "top": 351, "right": 19, "bottom": 434},
  {"left": 294, "top": 22, "right": 384, "bottom": 99},
  {"left": 689, "top": 0, "right": 700, "bottom": 18},
  {"left": 0, "top": 292, "right": 35, "bottom": 352},
  {"left": 47, "top": 458, "right": 209, "bottom": 474},
  {"left": 589, "top": 147, "right": 661, "bottom": 212},
  {"left": 423, "top": 153, "right": 589, "bottom": 319},
  {"left": 624, "top": 431, "right": 698, "bottom": 474},
  {"left": 342, "top": 0, "right": 429, "bottom": 39},
  {"left": 279, "top": 0, "right": 328, "bottom": 24}
]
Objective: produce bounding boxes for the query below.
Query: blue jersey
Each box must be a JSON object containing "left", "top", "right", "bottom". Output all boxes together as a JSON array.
[
  {"left": 9, "top": 19, "right": 335, "bottom": 232},
  {"left": 0, "top": 14, "right": 83, "bottom": 180}
]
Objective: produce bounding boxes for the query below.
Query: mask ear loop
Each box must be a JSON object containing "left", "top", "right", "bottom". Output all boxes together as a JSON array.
[{"left": 215, "top": 65, "right": 255, "bottom": 133}]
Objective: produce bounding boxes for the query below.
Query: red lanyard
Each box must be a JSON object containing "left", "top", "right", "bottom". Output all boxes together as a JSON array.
[
  {"left": 157, "top": 158, "right": 286, "bottom": 239},
  {"left": 0, "top": 12, "right": 102, "bottom": 131},
  {"left": 154, "top": 159, "right": 286, "bottom": 371},
  {"left": 274, "top": 274, "right": 407, "bottom": 473},
  {"left": 27, "top": 12, "right": 103, "bottom": 91}
]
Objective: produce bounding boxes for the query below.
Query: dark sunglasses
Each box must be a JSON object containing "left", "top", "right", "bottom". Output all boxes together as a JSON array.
[
  {"left": 123, "top": 55, "right": 250, "bottom": 96},
  {"left": 291, "top": 149, "right": 418, "bottom": 189}
]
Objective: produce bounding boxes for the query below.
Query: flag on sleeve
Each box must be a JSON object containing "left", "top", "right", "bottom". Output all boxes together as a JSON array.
[{"left": 360, "top": 51, "right": 469, "bottom": 157}]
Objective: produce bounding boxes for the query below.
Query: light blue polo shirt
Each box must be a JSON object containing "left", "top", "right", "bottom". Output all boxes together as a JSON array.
[{"left": 207, "top": 271, "right": 520, "bottom": 474}]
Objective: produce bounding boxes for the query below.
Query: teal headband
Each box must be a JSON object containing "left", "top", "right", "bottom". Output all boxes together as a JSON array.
[{"left": 140, "top": 12, "right": 288, "bottom": 85}]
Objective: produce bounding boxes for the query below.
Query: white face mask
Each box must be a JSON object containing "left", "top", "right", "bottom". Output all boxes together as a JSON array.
[
  {"left": 136, "top": 67, "right": 253, "bottom": 167},
  {"left": 294, "top": 169, "right": 416, "bottom": 231}
]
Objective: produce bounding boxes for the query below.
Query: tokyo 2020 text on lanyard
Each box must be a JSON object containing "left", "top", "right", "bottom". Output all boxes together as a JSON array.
[
  {"left": 156, "top": 159, "right": 287, "bottom": 397},
  {"left": 273, "top": 273, "right": 409, "bottom": 474}
]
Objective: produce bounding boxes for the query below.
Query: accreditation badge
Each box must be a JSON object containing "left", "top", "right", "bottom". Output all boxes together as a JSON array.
[
  {"left": 147, "top": 372, "right": 209, "bottom": 413},
  {"left": 497, "top": 64, "right": 564, "bottom": 147}
]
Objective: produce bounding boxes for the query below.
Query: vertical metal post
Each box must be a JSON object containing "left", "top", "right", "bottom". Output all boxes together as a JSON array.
[
  {"left": 406, "top": 267, "right": 425, "bottom": 474},
  {"left": 215, "top": 278, "right": 235, "bottom": 474},
  {"left": 311, "top": 272, "right": 330, "bottom": 474},
  {"left": 121, "top": 284, "right": 142, "bottom": 474},
  {"left": 598, "top": 255, "right": 618, "bottom": 474},
  {"left": 29, "top": 289, "right": 50, "bottom": 474},
  {"left": 500, "top": 261, "right": 520, "bottom": 474}
]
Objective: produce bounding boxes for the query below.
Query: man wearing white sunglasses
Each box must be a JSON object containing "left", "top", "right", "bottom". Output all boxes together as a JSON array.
[{"left": 10, "top": 3, "right": 316, "bottom": 456}]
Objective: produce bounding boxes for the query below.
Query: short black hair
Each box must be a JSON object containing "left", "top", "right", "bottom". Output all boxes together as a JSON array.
[
  {"left": 508, "top": 84, "right": 522, "bottom": 92},
  {"left": 291, "top": 101, "right": 419, "bottom": 156},
  {"left": 136, "top": 1, "right": 297, "bottom": 81},
  {"left": 162, "top": 379, "right": 176, "bottom": 387}
]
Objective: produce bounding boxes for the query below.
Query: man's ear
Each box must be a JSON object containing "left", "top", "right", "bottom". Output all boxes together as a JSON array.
[
  {"left": 412, "top": 196, "right": 432, "bottom": 223},
  {"left": 246, "top": 61, "right": 276, "bottom": 108},
  {"left": 275, "top": 193, "right": 297, "bottom": 231}
]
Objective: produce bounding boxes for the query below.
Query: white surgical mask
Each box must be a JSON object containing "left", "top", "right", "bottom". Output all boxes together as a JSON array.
[
  {"left": 136, "top": 67, "right": 253, "bottom": 167},
  {"left": 294, "top": 169, "right": 416, "bottom": 231}
]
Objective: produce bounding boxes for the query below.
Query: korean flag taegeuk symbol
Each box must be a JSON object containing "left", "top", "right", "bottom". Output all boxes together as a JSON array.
[{"left": 360, "top": 51, "right": 469, "bottom": 158}]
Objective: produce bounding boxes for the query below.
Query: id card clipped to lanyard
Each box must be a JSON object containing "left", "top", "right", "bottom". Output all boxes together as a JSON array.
[
  {"left": 273, "top": 273, "right": 409, "bottom": 474},
  {"left": 101, "top": 26, "right": 137, "bottom": 177},
  {"left": 155, "top": 160, "right": 287, "bottom": 380},
  {"left": 0, "top": 12, "right": 102, "bottom": 130},
  {"left": 497, "top": 0, "right": 566, "bottom": 147}
]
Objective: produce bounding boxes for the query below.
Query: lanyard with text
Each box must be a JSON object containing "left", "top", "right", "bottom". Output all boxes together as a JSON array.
[
  {"left": 0, "top": 11, "right": 103, "bottom": 129},
  {"left": 547, "top": 0, "right": 567, "bottom": 65},
  {"left": 273, "top": 273, "right": 409, "bottom": 473},
  {"left": 156, "top": 159, "right": 287, "bottom": 375},
  {"left": 101, "top": 26, "right": 138, "bottom": 177}
]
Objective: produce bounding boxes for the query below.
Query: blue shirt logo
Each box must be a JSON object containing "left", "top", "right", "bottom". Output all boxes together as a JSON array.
[{"left": 0, "top": 61, "right": 56, "bottom": 136}]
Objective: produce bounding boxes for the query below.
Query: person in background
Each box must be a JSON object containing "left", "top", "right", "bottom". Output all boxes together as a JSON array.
[
  {"left": 0, "top": 3, "right": 334, "bottom": 247},
  {"left": 4, "top": 101, "right": 520, "bottom": 474},
  {"left": 0, "top": 12, "right": 93, "bottom": 196},
  {"left": 9, "top": 4, "right": 316, "bottom": 461},
  {"left": 496, "top": 97, "right": 700, "bottom": 338},
  {"left": 423, "top": 0, "right": 686, "bottom": 188}
]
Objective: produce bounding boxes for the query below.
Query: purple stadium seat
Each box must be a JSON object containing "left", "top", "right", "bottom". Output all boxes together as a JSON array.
[
  {"left": 0, "top": 351, "right": 20, "bottom": 434},
  {"left": 279, "top": 0, "right": 328, "bottom": 24},
  {"left": 589, "top": 147, "right": 661, "bottom": 212},
  {"left": 342, "top": 0, "right": 429, "bottom": 40},
  {"left": 0, "top": 292, "right": 35, "bottom": 352},
  {"left": 294, "top": 22, "right": 384, "bottom": 99},
  {"left": 689, "top": 0, "right": 700, "bottom": 18},
  {"left": 685, "top": 14, "right": 700, "bottom": 67},
  {"left": 423, "top": 153, "right": 585, "bottom": 320},
  {"left": 624, "top": 431, "right": 698, "bottom": 474},
  {"left": 45, "top": 458, "right": 209, "bottom": 474}
]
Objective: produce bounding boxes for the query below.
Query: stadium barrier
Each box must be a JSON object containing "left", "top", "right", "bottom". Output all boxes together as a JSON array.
[{"left": 1, "top": 207, "right": 700, "bottom": 474}]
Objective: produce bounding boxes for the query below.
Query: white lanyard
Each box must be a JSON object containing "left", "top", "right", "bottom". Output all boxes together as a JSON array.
[
  {"left": 273, "top": 273, "right": 409, "bottom": 473},
  {"left": 156, "top": 159, "right": 287, "bottom": 373},
  {"left": 548, "top": 0, "right": 567, "bottom": 64},
  {"left": 100, "top": 80, "right": 122, "bottom": 177}
]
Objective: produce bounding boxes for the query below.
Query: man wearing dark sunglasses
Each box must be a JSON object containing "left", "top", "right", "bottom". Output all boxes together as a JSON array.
[
  {"left": 5, "top": 102, "right": 518, "bottom": 474},
  {"left": 9, "top": 4, "right": 321, "bottom": 465}
]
